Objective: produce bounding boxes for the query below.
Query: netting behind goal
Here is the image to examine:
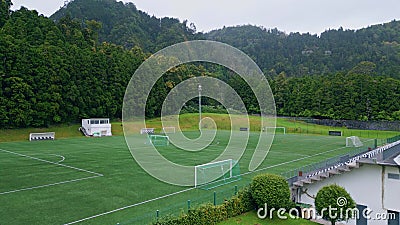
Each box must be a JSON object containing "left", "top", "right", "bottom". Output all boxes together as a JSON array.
[
  {"left": 263, "top": 127, "right": 286, "bottom": 135},
  {"left": 346, "top": 136, "right": 363, "bottom": 147},
  {"left": 195, "top": 159, "right": 241, "bottom": 190},
  {"left": 146, "top": 135, "right": 169, "bottom": 146}
]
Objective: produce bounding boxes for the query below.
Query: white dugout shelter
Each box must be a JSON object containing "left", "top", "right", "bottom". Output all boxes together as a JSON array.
[{"left": 81, "top": 118, "right": 112, "bottom": 137}]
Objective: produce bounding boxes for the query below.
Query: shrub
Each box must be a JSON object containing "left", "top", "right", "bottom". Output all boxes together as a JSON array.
[
  {"left": 236, "top": 186, "right": 256, "bottom": 212},
  {"left": 250, "top": 173, "right": 291, "bottom": 210},
  {"left": 153, "top": 175, "right": 292, "bottom": 224},
  {"left": 315, "top": 184, "right": 356, "bottom": 225},
  {"left": 153, "top": 186, "right": 255, "bottom": 225},
  {"left": 223, "top": 187, "right": 255, "bottom": 218}
]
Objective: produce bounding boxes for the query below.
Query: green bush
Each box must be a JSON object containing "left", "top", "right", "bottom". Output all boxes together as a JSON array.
[
  {"left": 152, "top": 175, "right": 293, "bottom": 224},
  {"left": 250, "top": 173, "right": 291, "bottom": 210},
  {"left": 223, "top": 187, "right": 255, "bottom": 218},
  {"left": 153, "top": 186, "right": 255, "bottom": 225},
  {"left": 236, "top": 186, "right": 256, "bottom": 212},
  {"left": 315, "top": 184, "right": 356, "bottom": 225}
]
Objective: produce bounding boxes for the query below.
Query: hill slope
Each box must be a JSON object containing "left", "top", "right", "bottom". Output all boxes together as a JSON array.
[
  {"left": 50, "top": 0, "right": 201, "bottom": 52},
  {"left": 206, "top": 22, "right": 400, "bottom": 78},
  {"left": 51, "top": 0, "right": 400, "bottom": 78}
]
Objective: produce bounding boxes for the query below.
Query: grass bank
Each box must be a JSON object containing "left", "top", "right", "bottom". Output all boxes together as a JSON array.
[{"left": 0, "top": 113, "right": 398, "bottom": 143}]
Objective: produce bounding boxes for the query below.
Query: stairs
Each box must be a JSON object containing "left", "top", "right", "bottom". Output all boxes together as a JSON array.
[
  {"left": 290, "top": 162, "right": 361, "bottom": 189},
  {"left": 79, "top": 127, "right": 90, "bottom": 137}
]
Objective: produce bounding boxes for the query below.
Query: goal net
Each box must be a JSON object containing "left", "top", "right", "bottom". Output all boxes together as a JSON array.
[
  {"left": 29, "top": 132, "right": 55, "bottom": 141},
  {"left": 346, "top": 136, "right": 363, "bottom": 147},
  {"left": 194, "top": 159, "right": 241, "bottom": 190},
  {"left": 146, "top": 135, "right": 169, "bottom": 146},
  {"left": 263, "top": 127, "right": 286, "bottom": 135},
  {"left": 140, "top": 128, "right": 155, "bottom": 134},
  {"left": 162, "top": 127, "right": 176, "bottom": 134}
]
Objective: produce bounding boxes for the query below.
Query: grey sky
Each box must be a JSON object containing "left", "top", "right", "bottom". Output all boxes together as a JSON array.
[{"left": 11, "top": 0, "right": 400, "bottom": 34}]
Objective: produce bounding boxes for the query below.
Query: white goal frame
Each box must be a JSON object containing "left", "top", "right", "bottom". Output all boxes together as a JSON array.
[
  {"left": 194, "top": 159, "right": 233, "bottom": 188},
  {"left": 140, "top": 128, "right": 155, "bottom": 134},
  {"left": 346, "top": 136, "right": 363, "bottom": 147},
  {"left": 29, "top": 132, "right": 55, "bottom": 141},
  {"left": 263, "top": 126, "right": 286, "bottom": 134},
  {"left": 162, "top": 127, "right": 176, "bottom": 134},
  {"left": 146, "top": 134, "right": 170, "bottom": 146}
]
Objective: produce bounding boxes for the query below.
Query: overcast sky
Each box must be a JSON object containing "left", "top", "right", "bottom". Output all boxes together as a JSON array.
[{"left": 11, "top": 0, "right": 400, "bottom": 34}]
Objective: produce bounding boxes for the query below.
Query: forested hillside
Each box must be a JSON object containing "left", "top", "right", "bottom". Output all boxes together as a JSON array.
[
  {"left": 0, "top": 4, "right": 146, "bottom": 128},
  {"left": 50, "top": 0, "right": 400, "bottom": 78},
  {"left": 1, "top": 0, "right": 400, "bottom": 129},
  {"left": 50, "top": 0, "right": 201, "bottom": 52},
  {"left": 207, "top": 23, "right": 400, "bottom": 78},
  {"left": 269, "top": 68, "right": 400, "bottom": 120}
]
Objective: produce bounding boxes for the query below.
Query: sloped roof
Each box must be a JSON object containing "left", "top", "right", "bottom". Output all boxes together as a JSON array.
[{"left": 394, "top": 155, "right": 400, "bottom": 166}]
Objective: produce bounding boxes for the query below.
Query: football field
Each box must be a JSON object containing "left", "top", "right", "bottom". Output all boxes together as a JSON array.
[{"left": 0, "top": 131, "right": 376, "bottom": 224}]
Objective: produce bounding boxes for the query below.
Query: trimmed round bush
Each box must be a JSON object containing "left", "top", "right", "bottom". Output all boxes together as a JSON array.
[
  {"left": 250, "top": 173, "right": 291, "bottom": 209},
  {"left": 315, "top": 184, "right": 356, "bottom": 225}
]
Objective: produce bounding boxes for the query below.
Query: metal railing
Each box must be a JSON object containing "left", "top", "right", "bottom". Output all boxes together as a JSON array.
[
  {"left": 117, "top": 185, "right": 245, "bottom": 225},
  {"left": 282, "top": 137, "right": 400, "bottom": 186},
  {"left": 118, "top": 135, "right": 400, "bottom": 224}
]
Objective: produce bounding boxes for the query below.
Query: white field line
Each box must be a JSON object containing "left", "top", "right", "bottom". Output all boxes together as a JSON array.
[
  {"left": 64, "top": 138, "right": 374, "bottom": 224},
  {"left": 64, "top": 146, "right": 322, "bottom": 224},
  {"left": 0, "top": 149, "right": 103, "bottom": 176},
  {"left": 242, "top": 138, "right": 374, "bottom": 176},
  {"left": 268, "top": 150, "right": 309, "bottom": 157},
  {"left": 0, "top": 149, "right": 104, "bottom": 195},
  {"left": 50, "top": 154, "right": 66, "bottom": 163},
  {"left": 0, "top": 175, "right": 101, "bottom": 195},
  {"left": 64, "top": 187, "right": 195, "bottom": 225}
]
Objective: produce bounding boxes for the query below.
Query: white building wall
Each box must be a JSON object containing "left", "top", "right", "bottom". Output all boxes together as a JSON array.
[
  {"left": 299, "top": 164, "right": 394, "bottom": 225},
  {"left": 81, "top": 119, "right": 112, "bottom": 136},
  {"left": 89, "top": 125, "right": 112, "bottom": 136},
  {"left": 82, "top": 119, "right": 90, "bottom": 131},
  {"left": 384, "top": 166, "right": 400, "bottom": 212}
]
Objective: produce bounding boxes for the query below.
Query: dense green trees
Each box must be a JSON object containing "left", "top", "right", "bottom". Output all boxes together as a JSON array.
[
  {"left": 268, "top": 64, "right": 400, "bottom": 120},
  {"left": 1, "top": 0, "right": 400, "bottom": 128},
  {"left": 49, "top": 0, "right": 400, "bottom": 79},
  {"left": 0, "top": 0, "right": 12, "bottom": 27},
  {"left": 0, "top": 7, "right": 146, "bottom": 128},
  {"left": 207, "top": 22, "right": 400, "bottom": 79},
  {"left": 50, "top": 0, "right": 201, "bottom": 52}
]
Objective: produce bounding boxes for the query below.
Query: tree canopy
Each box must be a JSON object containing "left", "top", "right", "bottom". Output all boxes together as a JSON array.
[
  {"left": 1, "top": 0, "right": 400, "bottom": 128},
  {"left": 315, "top": 184, "right": 356, "bottom": 225}
]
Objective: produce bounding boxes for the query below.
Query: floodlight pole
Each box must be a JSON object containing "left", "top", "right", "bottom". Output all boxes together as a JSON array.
[{"left": 198, "top": 84, "right": 202, "bottom": 130}]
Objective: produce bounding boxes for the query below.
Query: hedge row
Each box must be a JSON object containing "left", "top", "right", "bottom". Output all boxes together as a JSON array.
[
  {"left": 152, "top": 187, "right": 255, "bottom": 225},
  {"left": 153, "top": 173, "right": 292, "bottom": 225}
]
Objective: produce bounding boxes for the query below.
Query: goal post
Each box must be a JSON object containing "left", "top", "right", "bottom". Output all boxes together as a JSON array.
[
  {"left": 29, "top": 132, "right": 55, "bottom": 141},
  {"left": 346, "top": 136, "right": 363, "bottom": 147},
  {"left": 194, "top": 159, "right": 241, "bottom": 190},
  {"left": 162, "top": 127, "right": 176, "bottom": 134},
  {"left": 263, "top": 127, "right": 286, "bottom": 135},
  {"left": 146, "top": 134, "right": 169, "bottom": 146}
]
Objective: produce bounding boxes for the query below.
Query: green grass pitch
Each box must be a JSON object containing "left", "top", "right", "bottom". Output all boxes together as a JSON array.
[{"left": 0, "top": 132, "right": 376, "bottom": 224}]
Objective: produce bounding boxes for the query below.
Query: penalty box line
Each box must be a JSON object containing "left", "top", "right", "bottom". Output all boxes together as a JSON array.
[
  {"left": 64, "top": 187, "right": 195, "bottom": 225},
  {"left": 0, "top": 148, "right": 104, "bottom": 195},
  {"left": 65, "top": 147, "right": 321, "bottom": 225},
  {"left": 63, "top": 146, "right": 345, "bottom": 224},
  {"left": 64, "top": 139, "right": 375, "bottom": 224},
  {"left": 243, "top": 138, "right": 375, "bottom": 176}
]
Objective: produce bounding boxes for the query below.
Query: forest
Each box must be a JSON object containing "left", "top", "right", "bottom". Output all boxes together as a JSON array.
[{"left": 1, "top": 0, "right": 400, "bottom": 128}]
